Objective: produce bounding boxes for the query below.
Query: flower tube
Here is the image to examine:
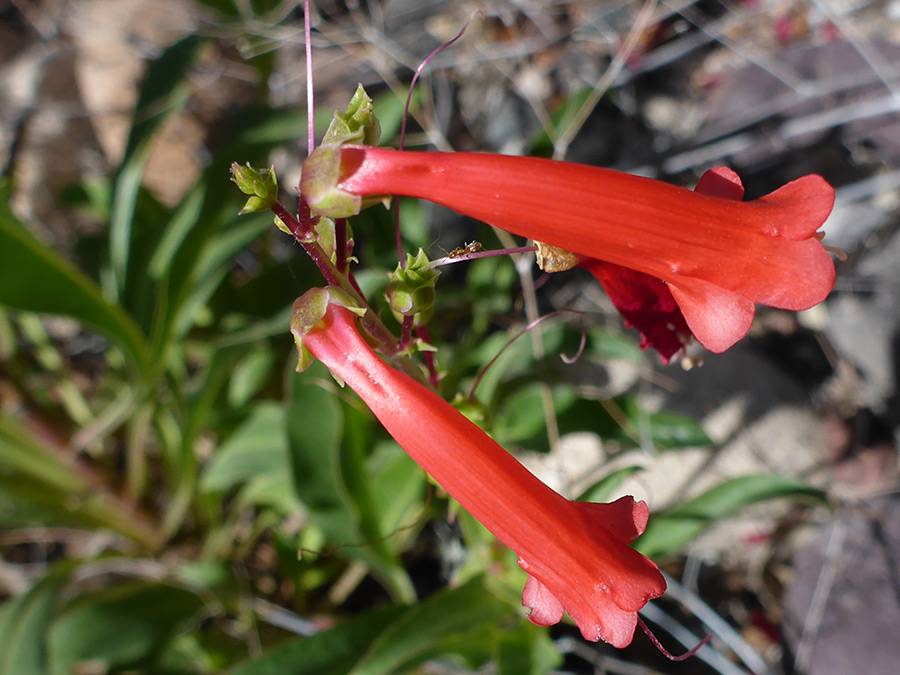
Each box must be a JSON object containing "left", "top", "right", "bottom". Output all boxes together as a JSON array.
[
  {"left": 301, "top": 147, "right": 836, "bottom": 356},
  {"left": 292, "top": 287, "right": 666, "bottom": 647}
]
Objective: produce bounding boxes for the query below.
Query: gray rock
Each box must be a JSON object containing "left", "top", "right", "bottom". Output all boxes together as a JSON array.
[{"left": 782, "top": 498, "right": 900, "bottom": 675}]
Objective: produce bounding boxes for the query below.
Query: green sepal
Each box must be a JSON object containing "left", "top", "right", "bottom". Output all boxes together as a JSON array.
[
  {"left": 300, "top": 145, "right": 392, "bottom": 218},
  {"left": 314, "top": 217, "right": 335, "bottom": 259},
  {"left": 274, "top": 215, "right": 292, "bottom": 235},
  {"left": 230, "top": 162, "right": 277, "bottom": 214},
  {"left": 300, "top": 145, "right": 361, "bottom": 218},
  {"left": 386, "top": 249, "right": 440, "bottom": 321},
  {"left": 395, "top": 336, "right": 439, "bottom": 359},
  {"left": 322, "top": 84, "right": 381, "bottom": 147},
  {"left": 290, "top": 286, "right": 365, "bottom": 373}
]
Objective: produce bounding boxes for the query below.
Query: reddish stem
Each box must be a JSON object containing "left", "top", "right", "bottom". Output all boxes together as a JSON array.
[
  {"left": 304, "top": 0, "right": 315, "bottom": 155},
  {"left": 637, "top": 618, "right": 713, "bottom": 661},
  {"left": 346, "top": 268, "right": 364, "bottom": 297},
  {"left": 271, "top": 201, "right": 342, "bottom": 288},
  {"left": 415, "top": 325, "right": 441, "bottom": 388},
  {"left": 334, "top": 217, "right": 348, "bottom": 273},
  {"left": 399, "top": 315, "right": 414, "bottom": 351},
  {"left": 426, "top": 245, "right": 538, "bottom": 270},
  {"left": 271, "top": 200, "right": 401, "bottom": 355},
  {"left": 394, "top": 14, "right": 480, "bottom": 268}
]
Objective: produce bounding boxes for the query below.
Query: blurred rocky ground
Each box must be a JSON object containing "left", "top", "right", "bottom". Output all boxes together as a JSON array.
[{"left": 2, "top": 0, "right": 900, "bottom": 673}]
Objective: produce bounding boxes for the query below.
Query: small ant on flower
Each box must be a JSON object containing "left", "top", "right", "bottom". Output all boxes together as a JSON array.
[{"left": 447, "top": 241, "right": 483, "bottom": 258}]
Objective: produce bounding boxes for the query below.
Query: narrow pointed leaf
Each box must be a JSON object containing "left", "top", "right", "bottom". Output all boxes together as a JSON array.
[
  {"left": 0, "top": 569, "right": 70, "bottom": 675},
  {"left": 0, "top": 206, "right": 147, "bottom": 371},
  {"left": 48, "top": 583, "right": 202, "bottom": 675},
  {"left": 636, "top": 474, "right": 828, "bottom": 558},
  {"left": 110, "top": 35, "right": 203, "bottom": 291}
]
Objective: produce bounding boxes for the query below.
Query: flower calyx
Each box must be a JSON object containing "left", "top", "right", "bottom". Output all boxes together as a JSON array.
[
  {"left": 230, "top": 163, "right": 277, "bottom": 215},
  {"left": 386, "top": 249, "right": 440, "bottom": 325},
  {"left": 290, "top": 286, "right": 365, "bottom": 373},
  {"left": 301, "top": 86, "right": 391, "bottom": 219},
  {"left": 300, "top": 145, "right": 359, "bottom": 218}
]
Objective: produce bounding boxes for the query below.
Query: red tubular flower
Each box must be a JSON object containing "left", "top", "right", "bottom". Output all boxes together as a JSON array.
[
  {"left": 301, "top": 147, "right": 836, "bottom": 357},
  {"left": 292, "top": 288, "right": 666, "bottom": 647}
]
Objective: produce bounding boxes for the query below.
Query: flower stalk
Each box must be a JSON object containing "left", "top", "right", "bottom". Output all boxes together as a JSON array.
[{"left": 253, "top": 188, "right": 407, "bottom": 366}]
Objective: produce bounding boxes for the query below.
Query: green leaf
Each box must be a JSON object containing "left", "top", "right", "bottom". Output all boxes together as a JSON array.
[
  {"left": 286, "top": 367, "right": 415, "bottom": 602},
  {"left": 587, "top": 326, "right": 646, "bottom": 365},
  {"left": 372, "top": 91, "right": 413, "bottom": 145},
  {"left": 0, "top": 569, "right": 70, "bottom": 675},
  {"left": 162, "top": 343, "right": 251, "bottom": 534},
  {"left": 228, "top": 347, "right": 276, "bottom": 407},
  {"left": 211, "top": 261, "right": 312, "bottom": 323},
  {"left": 201, "top": 402, "right": 301, "bottom": 514},
  {"left": 169, "top": 213, "right": 273, "bottom": 339},
  {"left": 285, "top": 366, "right": 348, "bottom": 525},
  {"left": 147, "top": 182, "right": 206, "bottom": 278},
  {"left": 201, "top": 403, "right": 286, "bottom": 493},
  {"left": 636, "top": 474, "right": 829, "bottom": 559},
  {"left": 576, "top": 465, "right": 644, "bottom": 503},
  {"left": 492, "top": 383, "right": 576, "bottom": 448},
  {"left": 234, "top": 578, "right": 510, "bottom": 675},
  {"left": 230, "top": 606, "right": 407, "bottom": 675},
  {"left": 237, "top": 471, "right": 301, "bottom": 514},
  {"left": 0, "top": 206, "right": 148, "bottom": 371},
  {"left": 48, "top": 583, "right": 203, "bottom": 675},
  {"left": 557, "top": 395, "right": 711, "bottom": 449},
  {"left": 0, "top": 307, "right": 14, "bottom": 359},
  {"left": 110, "top": 35, "right": 203, "bottom": 292},
  {"left": 350, "top": 576, "right": 512, "bottom": 675},
  {"left": 634, "top": 407, "right": 711, "bottom": 448},
  {"left": 0, "top": 414, "right": 88, "bottom": 493},
  {"left": 468, "top": 322, "right": 565, "bottom": 407},
  {"left": 368, "top": 441, "right": 426, "bottom": 538},
  {"left": 497, "top": 622, "right": 562, "bottom": 675}
]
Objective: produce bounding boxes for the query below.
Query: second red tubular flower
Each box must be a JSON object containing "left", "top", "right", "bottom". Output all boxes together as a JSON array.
[{"left": 292, "top": 288, "right": 666, "bottom": 647}]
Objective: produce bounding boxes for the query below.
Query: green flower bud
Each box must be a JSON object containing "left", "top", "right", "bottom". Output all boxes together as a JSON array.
[
  {"left": 230, "top": 163, "right": 277, "bottom": 215},
  {"left": 451, "top": 393, "right": 487, "bottom": 425},
  {"left": 386, "top": 249, "right": 440, "bottom": 323},
  {"left": 322, "top": 84, "right": 381, "bottom": 147}
]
